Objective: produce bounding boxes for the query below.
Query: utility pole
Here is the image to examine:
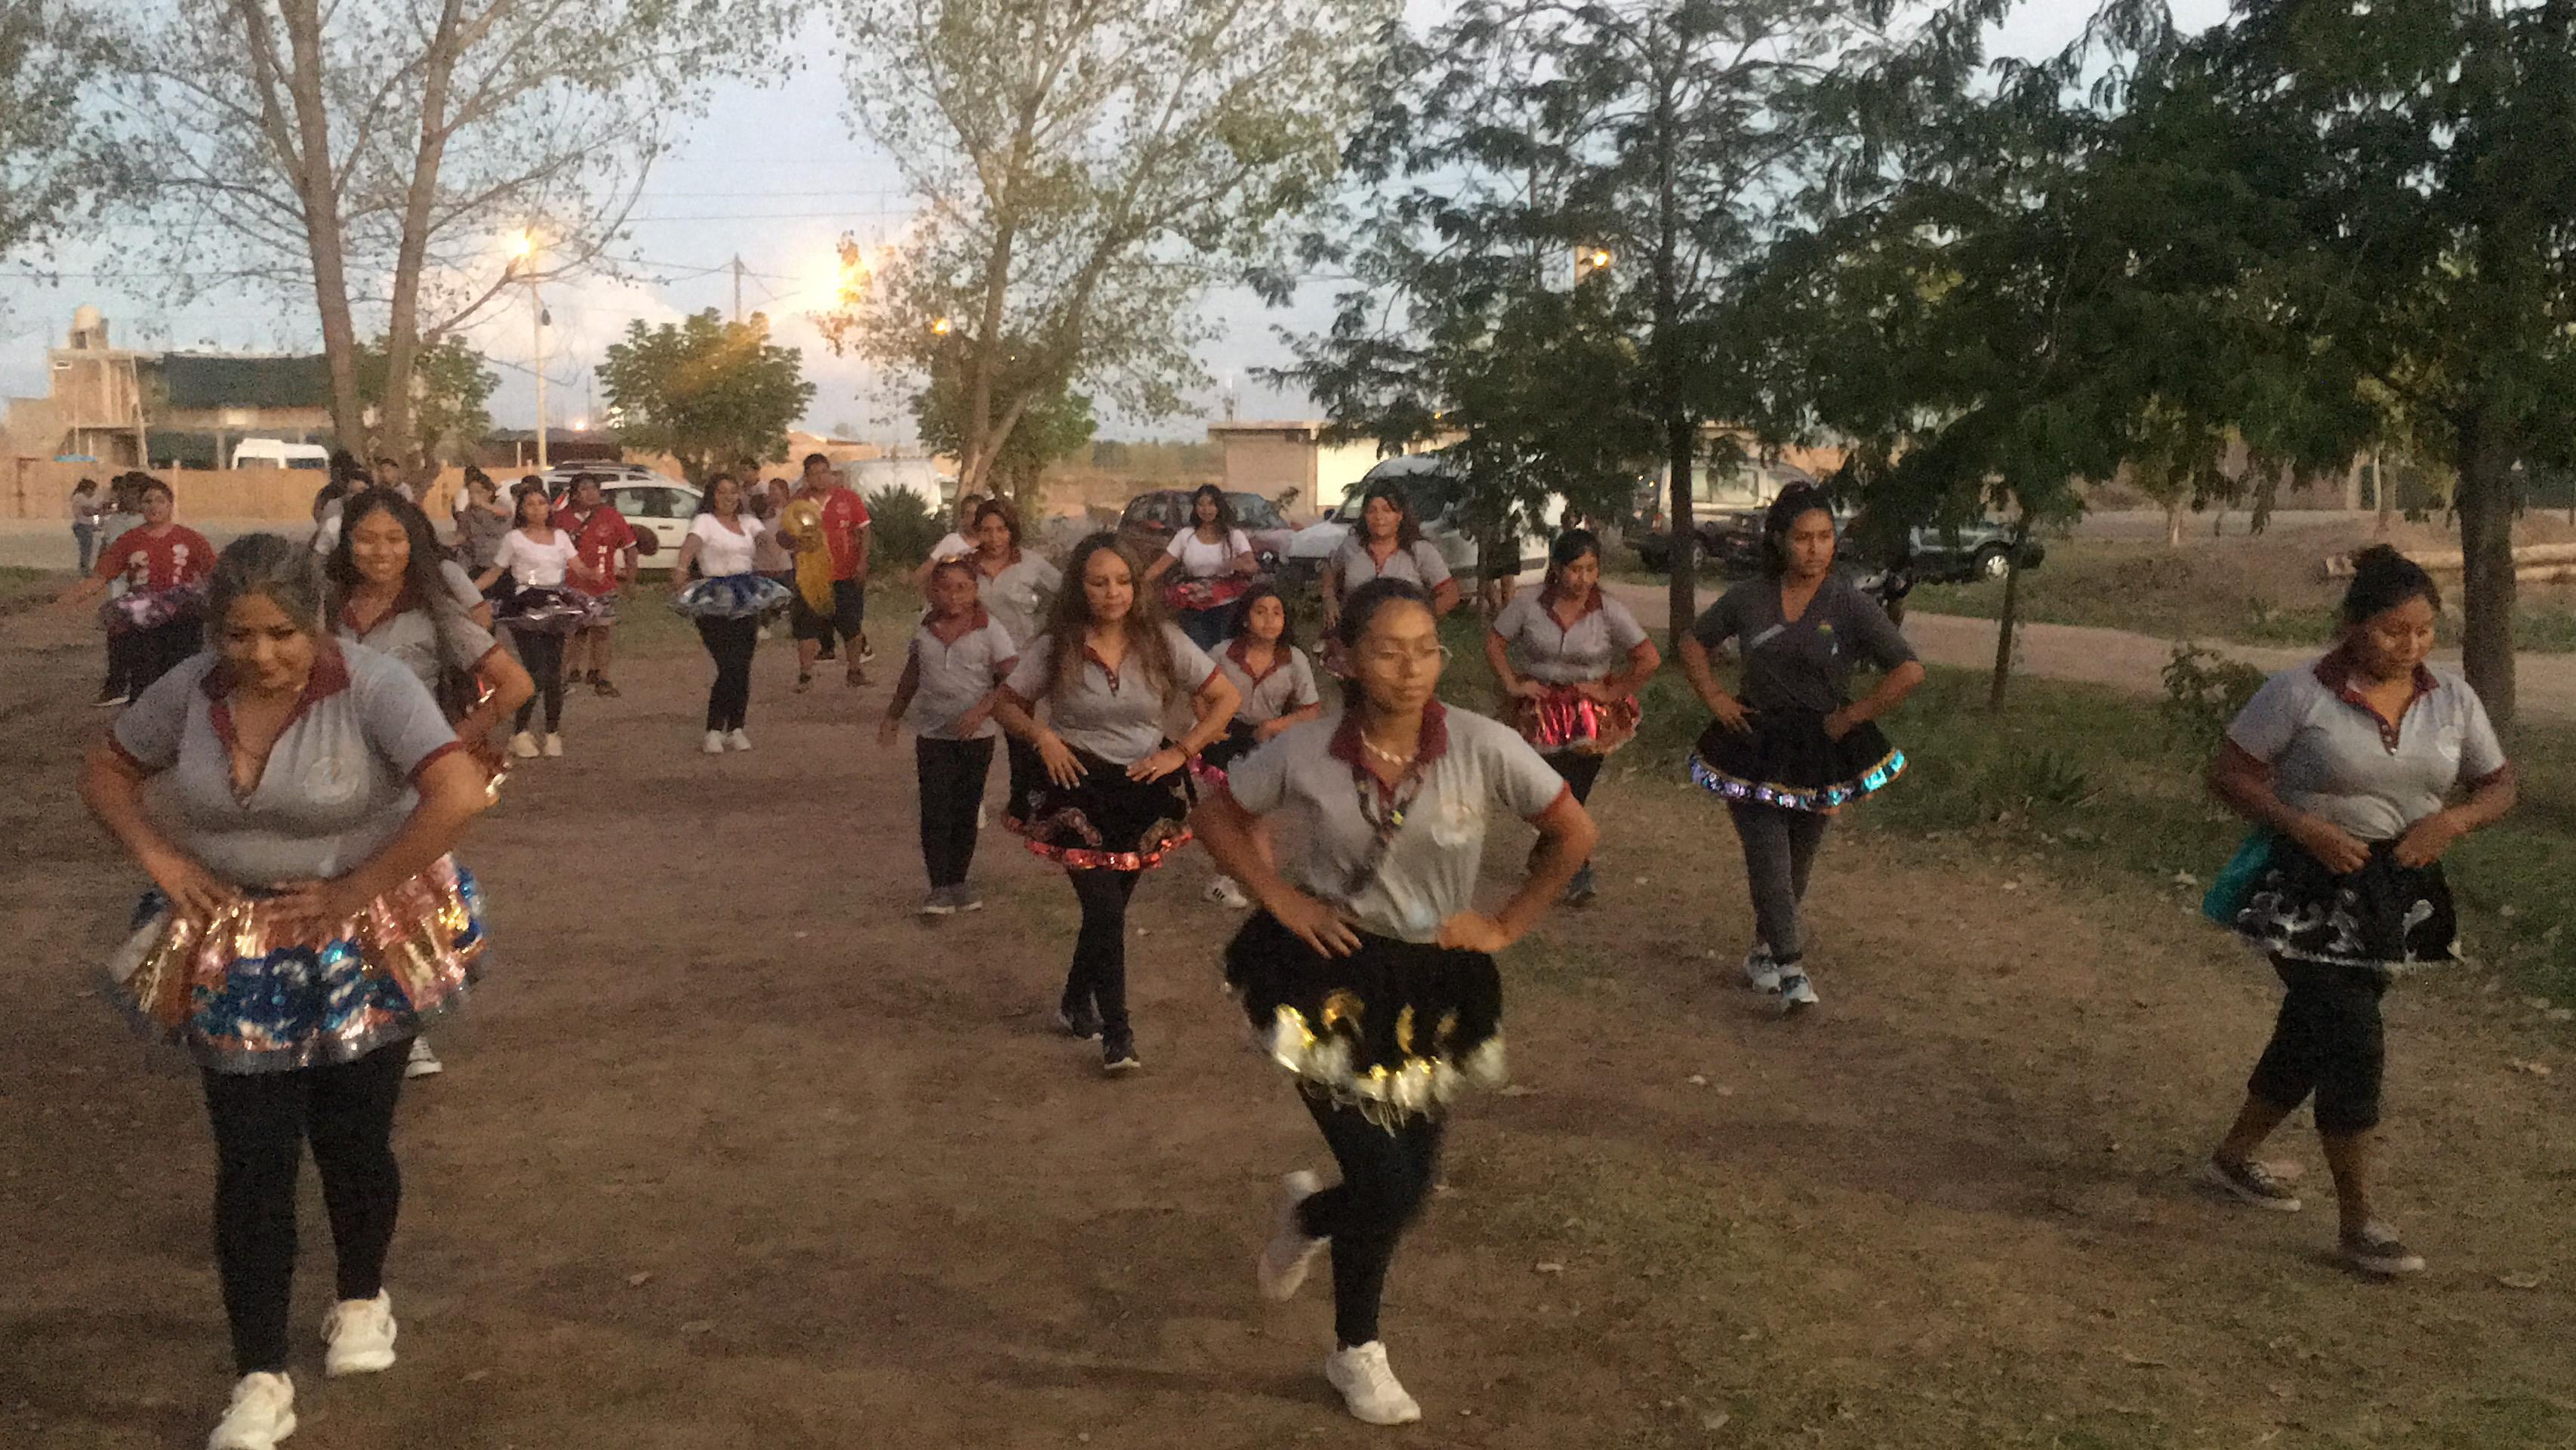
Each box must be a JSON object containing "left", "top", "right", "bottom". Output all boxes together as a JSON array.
[
  {"left": 732, "top": 255, "right": 745, "bottom": 324},
  {"left": 532, "top": 273, "right": 549, "bottom": 470}
]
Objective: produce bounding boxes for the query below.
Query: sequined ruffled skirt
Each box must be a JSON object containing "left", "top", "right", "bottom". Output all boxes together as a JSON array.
[
  {"left": 1687, "top": 708, "right": 1903, "bottom": 813},
  {"left": 2229, "top": 838, "right": 2457, "bottom": 973},
  {"left": 495, "top": 584, "right": 601, "bottom": 636},
  {"left": 1019, "top": 747, "right": 1194, "bottom": 872},
  {"left": 670, "top": 573, "right": 791, "bottom": 621},
  {"left": 1224, "top": 909, "right": 1505, "bottom": 1125},
  {"left": 1514, "top": 686, "right": 1641, "bottom": 757},
  {"left": 1188, "top": 720, "right": 1262, "bottom": 791},
  {"left": 104, "top": 856, "right": 487, "bottom": 1072},
  {"left": 99, "top": 584, "right": 206, "bottom": 634}
]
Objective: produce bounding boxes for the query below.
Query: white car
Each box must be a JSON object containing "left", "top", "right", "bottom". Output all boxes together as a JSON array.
[
  {"left": 599, "top": 480, "right": 703, "bottom": 574},
  {"left": 1279, "top": 455, "right": 1558, "bottom": 595}
]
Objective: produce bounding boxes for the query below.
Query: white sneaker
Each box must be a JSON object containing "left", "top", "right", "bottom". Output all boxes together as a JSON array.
[
  {"left": 403, "top": 1039, "right": 442, "bottom": 1078},
  {"left": 1205, "top": 876, "right": 1253, "bottom": 909},
  {"left": 1323, "top": 1341, "right": 1422, "bottom": 1426},
  {"left": 1257, "top": 1170, "right": 1327, "bottom": 1301},
  {"left": 725, "top": 728, "right": 752, "bottom": 752},
  {"left": 1742, "top": 942, "right": 1781, "bottom": 994},
  {"left": 1779, "top": 970, "right": 1819, "bottom": 1015},
  {"left": 508, "top": 731, "right": 540, "bottom": 760},
  {"left": 321, "top": 1290, "right": 397, "bottom": 1377},
  {"left": 207, "top": 1371, "right": 296, "bottom": 1449},
  {"left": 701, "top": 730, "right": 726, "bottom": 754},
  {"left": 542, "top": 733, "right": 563, "bottom": 757}
]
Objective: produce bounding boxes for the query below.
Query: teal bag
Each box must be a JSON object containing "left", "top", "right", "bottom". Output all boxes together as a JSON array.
[{"left": 2201, "top": 829, "right": 2277, "bottom": 927}]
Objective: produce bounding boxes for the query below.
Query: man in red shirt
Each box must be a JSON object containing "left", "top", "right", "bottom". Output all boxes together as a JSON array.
[
  {"left": 57, "top": 476, "right": 218, "bottom": 702},
  {"left": 550, "top": 474, "right": 639, "bottom": 697},
  {"left": 781, "top": 452, "right": 873, "bottom": 688}
]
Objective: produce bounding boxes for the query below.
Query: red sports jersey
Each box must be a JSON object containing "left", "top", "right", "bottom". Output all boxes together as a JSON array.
[
  {"left": 94, "top": 525, "right": 215, "bottom": 591},
  {"left": 814, "top": 486, "right": 871, "bottom": 580},
  {"left": 550, "top": 505, "right": 638, "bottom": 595}
]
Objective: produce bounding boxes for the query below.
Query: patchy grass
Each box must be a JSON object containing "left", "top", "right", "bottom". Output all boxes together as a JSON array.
[
  {"left": 1912, "top": 535, "right": 2576, "bottom": 653},
  {"left": 0, "top": 566, "right": 59, "bottom": 612},
  {"left": 1439, "top": 606, "right": 2576, "bottom": 1005}
]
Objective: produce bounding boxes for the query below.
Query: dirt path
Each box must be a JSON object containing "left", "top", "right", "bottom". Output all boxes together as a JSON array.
[
  {"left": 4, "top": 604, "right": 2572, "bottom": 1448},
  {"left": 1607, "top": 580, "right": 2576, "bottom": 722}
]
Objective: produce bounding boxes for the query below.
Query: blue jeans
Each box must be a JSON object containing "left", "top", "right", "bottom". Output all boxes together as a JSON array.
[
  {"left": 73, "top": 522, "right": 97, "bottom": 572},
  {"left": 1176, "top": 605, "right": 1231, "bottom": 652}
]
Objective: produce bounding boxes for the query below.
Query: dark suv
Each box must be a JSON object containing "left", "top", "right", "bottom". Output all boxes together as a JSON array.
[{"left": 1115, "top": 489, "right": 1296, "bottom": 567}]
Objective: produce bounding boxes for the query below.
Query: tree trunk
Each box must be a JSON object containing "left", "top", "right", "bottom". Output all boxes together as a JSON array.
[
  {"left": 378, "top": 0, "right": 468, "bottom": 473},
  {"left": 2165, "top": 501, "right": 2182, "bottom": 548},
  {"left": 1663, "top": 415, "right": 1697, "bottom": 653},
  {"left": 2455, "top": 415, "right": 2519, "bottom": 727},
  {"left": 1988, "top": 514, "right": 2029, "bottom": 710},
  {"left": 242, "top": 0, "right": 365, "bottom": 453}
]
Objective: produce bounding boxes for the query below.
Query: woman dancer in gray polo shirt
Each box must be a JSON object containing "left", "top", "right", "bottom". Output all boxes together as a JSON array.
[
  {"left": 1194, "top": 582, "right": 1323, "bottom": 909},
  {"left": 1678, "top": 486, "right": 1924, "bottom": 1014},
  {"left": 1197, "top": 577, "right": 1597, "bottom": 1426},
  {"left": 328, "top": 490, "right": 531, "bottom": 1080},
  {"left": 2202, "top": 546, "right": 2515, "bottom": 1277},
  {"left": 79, "top": 534, "right": 491, "bottom": 1450},
  {"left": 960, "top": 499, "right": 1062, "bottom": 828},
  {"left": 881, "top": 557, "right": 1021, "bottom": 914},
  {"left": 1484, "top": 528, "right": 1659, "bottom": 906},
  {"left": 1322, "top": 480, "right": 1459, "bottom": 631},
  {"left": 991, "top": 534, "right": 1239, "bottom": 1073}
]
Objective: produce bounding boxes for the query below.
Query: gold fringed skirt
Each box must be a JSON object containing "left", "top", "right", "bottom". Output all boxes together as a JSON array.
[
  {"left": 106, "top": 856, "right": 486, "bottom": 1073},
  {"left": 1223, "top": 909, "right": 1505, "bottom": 1127}
]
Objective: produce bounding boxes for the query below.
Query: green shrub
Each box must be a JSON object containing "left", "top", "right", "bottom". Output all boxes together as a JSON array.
[
  {"left": 865, "top": 486, "right": 941, "bottom": 569},
  {"left": 2158, "top": 643, "right": 2267, "bottom": 757}
]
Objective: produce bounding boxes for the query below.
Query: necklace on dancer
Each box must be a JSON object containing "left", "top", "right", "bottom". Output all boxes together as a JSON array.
[{"left": 1360, "top": 736, "right": 1416, "bottom": 769}]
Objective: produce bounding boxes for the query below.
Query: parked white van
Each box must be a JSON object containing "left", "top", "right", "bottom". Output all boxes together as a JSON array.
[{"left": 231, "top": 439, "right": 331, "bottom": 470}]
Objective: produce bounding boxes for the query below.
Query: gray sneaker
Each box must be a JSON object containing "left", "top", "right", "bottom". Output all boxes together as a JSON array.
[
  {"left": 2342, "top": 1222, "right": 2425, "bottom": 1276},
  {"left": 948, "top": 884, "right": 984, "bottom": 913},
  {"left": 1778, "top": 970, "right": 1818, "bottom": 1015},
  {"left": 918, "top": 889, "right": 957, "bottom": 918},
  {"left": 2201, "top": 1155, "right": 2303, "bottom": 1212},
  {"left": 1742, "top": 942, "right": 1781, "bottom": 994}
]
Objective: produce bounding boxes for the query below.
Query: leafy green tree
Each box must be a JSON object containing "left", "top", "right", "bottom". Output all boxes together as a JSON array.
[
  {"left": 596, "top": 310, "right": 815, "bottom": 486},
  {"left": 1267, "top": 0, "right": 1887, "bottom": 640},
  {"left": 357, "top": 334, "right": 495, "bottom": 470},
  {"left": 913, "top": 372, "right": 1094, "bottom": 520},
  {"left": 816, "top": 0, "right": 1385, "bottom": 497},
  {"left": 0, "top": 0, "right": 121, "bottom": 271}
]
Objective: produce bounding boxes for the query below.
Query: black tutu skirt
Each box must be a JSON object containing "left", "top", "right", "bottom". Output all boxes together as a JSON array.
[
  {"left": 1687, "top": 707, "right": 1904, "bottom": 813},
  {"left": 1224, "top": 909, "right": 1505, "bottom": 1125},
  {"left": 2229, "top": 837, "right": 2457, "bottom": 973},
  {"left": 495, "top": 585, "right": 600, "bottom": 636},
  {"left": 1188, "top": 720, "right": 1262, "bottom": 789},
  {"left": 1018, "top": 745, "right": 1194, "bottom": 871}
]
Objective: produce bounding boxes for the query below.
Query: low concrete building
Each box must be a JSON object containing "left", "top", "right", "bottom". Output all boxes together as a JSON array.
[
  {"left": 1208, "top": 421, "right": 1401, "bottom": 518},
  {"left": 2, "top": 308, "right": 332, "bottom": 468}
]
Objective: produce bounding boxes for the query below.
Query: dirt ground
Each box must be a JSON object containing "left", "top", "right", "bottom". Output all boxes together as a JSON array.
[{"left": 5, "top": 594, "right": 2574, "bottom": 1449}]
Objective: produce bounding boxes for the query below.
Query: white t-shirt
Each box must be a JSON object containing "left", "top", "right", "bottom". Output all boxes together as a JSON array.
[
  {"left": 492, "top": 527, "right": 578, "bottom": 588},
  {"left": 1166, "top": 528, "right": 1253, "bottom": 579},
  {"left": 687, "top": 514, "right": 766, "bottom": 578},
  {"left": 928, "top": 531, "right": 976, "bottom": 563}
]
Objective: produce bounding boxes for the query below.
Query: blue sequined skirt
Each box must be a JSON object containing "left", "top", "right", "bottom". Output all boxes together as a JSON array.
[
  {"left": 104, "top": 857, "right": 487, "bottom": 1073},
  {"left": 670, "top": 572, "right": 792, "bottom": 620}
]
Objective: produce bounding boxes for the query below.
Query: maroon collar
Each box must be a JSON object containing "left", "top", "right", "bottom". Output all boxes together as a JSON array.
[
  {"left": 1536, "top": 583, "right": 1604, "bottom": 622},
  {"left": 204, "top": 641, "right": 353, "bottom": 753},
  {"left": 1226, "top": 636, "right": 1289, "bottom": 684},
  {"left": 339, "top": 587, "right": 419, "bottom": 640},
  {"left": 2314, "top": 646, "right": 2436, "bottom": 751},
  {"left": 1328, "top": 699, "right": 1451, "bottom": 775},
  {"left": 926, "top": 605, "right": 991, "bottom": 645}
]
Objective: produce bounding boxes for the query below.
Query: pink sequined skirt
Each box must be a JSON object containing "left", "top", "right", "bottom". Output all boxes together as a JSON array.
[{"left": 1513, "top": 686, "right": 1641, "bottom": 757}]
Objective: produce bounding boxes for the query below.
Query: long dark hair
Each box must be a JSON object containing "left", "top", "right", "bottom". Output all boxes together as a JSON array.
[
  {"left": 511, "top": 480, "right": 555, "bottom": 529},
  {"left": 327, "top": 489, "right": 463, "bottom": 619},
  {"left": 695, "top": 473, "right": 744, "bottom": 516},
  {"left": 1541, "top": 527, "right": 1602, "bottom": 603},
  {"left": 1188, "top": 483, "right": 1237, "bottom": 538},
  {"left": 1334, "top": 576, "right": 1433, "bottom": 651},
  {"left": 972, "top": 497, "right": 1025, "bottom": 563},
  {"left": 2340, "top": 545, "right": 2441, "bottom": 628},
  {"left": 1228, "top": 581, "right": 1290, "bottom": 645},
  {"left": 1356, "top": 480, "right": 1423, "bottom": 550},
  {"left": 1039, "top": 532, "right": 1179, "bottom": 701},
  {"left": 1761, "top": 483, "right": 1835, "bottom": 578}
]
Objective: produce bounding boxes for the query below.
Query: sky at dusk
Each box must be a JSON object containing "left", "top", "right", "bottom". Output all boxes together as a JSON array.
[{"left": 0, "top": 0, "right": 2229, "bottom": 446}]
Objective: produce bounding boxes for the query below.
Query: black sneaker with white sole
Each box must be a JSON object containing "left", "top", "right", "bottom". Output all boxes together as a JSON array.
[
  {"left": 2200, "top": 1155, "right": 2303, "bottom": 1212},
  {"left": 2341, "top": 1223, "right": 2426, "bottom": 1277},
  {"left": 1057, "top": 999, "right": 1102, "bottom": 1041},
  {"left": 1102, "top": 1032, "right": 1141, "bottom": 1075}
]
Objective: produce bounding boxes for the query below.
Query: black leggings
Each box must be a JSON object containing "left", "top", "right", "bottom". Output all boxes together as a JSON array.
[
  {"left": 1296, "top": 1091, "right": 1447, "bottom": 1348},
  {"left": 2248, "top": 956, "right": 2390, "bottom": 1135},
  {"left": 113, "top": 619, "right": 199, "bottom": 696},
  {"left": 695, "top": 616, "right": 759, "bottom": 732},
  {"left": 917, "top": 736, "right": 995, "bottom": 887},
  {"left": 510, "top": 628, "right": 565, "bottom": 733},
  {"left": 1726, "top": 801, "right": 1831, "bottom": 964},
  {"left": 1063, "top": 868, "right": 1141, "bottom": 1038},
  {"left": 1545, "top": 751, "right": 1603, "bottom": 868},
  {"left": 202, "top": 1040, "right": 409, "bottom": 1376}
]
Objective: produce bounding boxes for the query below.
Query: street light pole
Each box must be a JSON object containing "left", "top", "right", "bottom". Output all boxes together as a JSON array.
[{"left": 532, "top": 271, "right": 548, "bottom": 471}]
